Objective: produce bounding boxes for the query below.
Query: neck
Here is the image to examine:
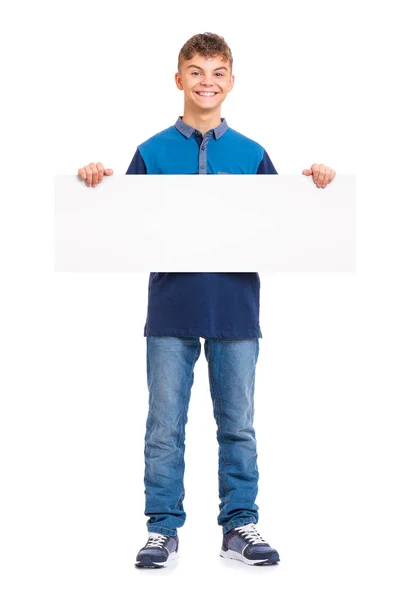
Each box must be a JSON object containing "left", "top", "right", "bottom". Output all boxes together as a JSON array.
[{"left": 182, "top": 105, "right": 222, "bottom": 136}]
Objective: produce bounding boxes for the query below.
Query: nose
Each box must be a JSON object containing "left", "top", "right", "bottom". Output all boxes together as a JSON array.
[{"left": 200, "top": 74, "right": 215, "bottom": 86}]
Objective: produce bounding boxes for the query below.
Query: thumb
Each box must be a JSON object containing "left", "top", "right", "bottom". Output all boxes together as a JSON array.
[
  {"left": 104, "top": 168, "right": 113, "bottom": 175},
  {"left": 302, "top": 169, "right": 312, "bottom": 175}
]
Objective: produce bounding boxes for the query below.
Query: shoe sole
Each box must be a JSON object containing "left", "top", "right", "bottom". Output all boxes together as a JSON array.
[
  {"left": 220, "top": 549, "right": 279, "bottom": 566},
  {"left": 135, "top": 552, "right": 179, "bottom": 569}
]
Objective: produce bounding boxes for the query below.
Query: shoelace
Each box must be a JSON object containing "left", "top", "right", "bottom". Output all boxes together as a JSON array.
[
  {"left": 234, "top": 523, "right": 268, "bottom": 545},
  {"left": 144, "top": 532, "right": 169, "bottom": 549}
]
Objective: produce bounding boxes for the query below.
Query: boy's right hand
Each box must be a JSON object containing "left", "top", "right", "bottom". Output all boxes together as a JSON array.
[{"left": 78, "top": 162, "right": 114, "bottom": 187}]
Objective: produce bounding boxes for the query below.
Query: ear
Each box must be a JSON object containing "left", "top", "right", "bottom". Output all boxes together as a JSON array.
[
  {"left": 175, "top": 72, "right": 183, "bottom": 90},
  {"left": 228, "top": 73, "right": 235, "bottom": 92}
]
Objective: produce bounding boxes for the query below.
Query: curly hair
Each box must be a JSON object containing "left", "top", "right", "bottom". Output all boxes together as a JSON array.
[{"left": 178, "top": 32, "right": 233, "bottom": 73}]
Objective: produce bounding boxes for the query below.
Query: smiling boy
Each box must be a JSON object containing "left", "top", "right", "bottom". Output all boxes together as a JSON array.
[{"left": 78, "top": 32, "right": 335, "bottom": 569}]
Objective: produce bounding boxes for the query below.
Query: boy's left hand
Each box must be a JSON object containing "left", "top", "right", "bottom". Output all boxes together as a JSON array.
[{"left": 302, "top": 164, "right": 336, "bottom": 188}]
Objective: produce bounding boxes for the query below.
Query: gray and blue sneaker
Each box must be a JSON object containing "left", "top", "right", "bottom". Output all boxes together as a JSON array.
[
  {"left": 135, "top": 532, "right": 179, "bottom": 568},
  {"left": 220, "top": 523, "right": 280, "bottom": 566}
]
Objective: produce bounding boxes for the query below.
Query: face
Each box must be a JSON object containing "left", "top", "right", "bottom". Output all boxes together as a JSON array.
[{"left": 175, "top": 54, "right": 234, "bottom": 113}]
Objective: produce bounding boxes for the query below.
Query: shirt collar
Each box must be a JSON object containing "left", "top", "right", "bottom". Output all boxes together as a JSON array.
[{"left": 174, "top": 116, "right": 228, "bottom": 140}]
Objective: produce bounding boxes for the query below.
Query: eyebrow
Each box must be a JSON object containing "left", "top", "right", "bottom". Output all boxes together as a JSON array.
[{"left": 186, "top": 64, "right": 228, "bottom": 72}]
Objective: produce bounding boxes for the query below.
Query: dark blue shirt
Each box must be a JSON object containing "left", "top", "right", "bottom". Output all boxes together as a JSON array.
[{"left": 126, "top": 116, "right": 278, "bottom": 339}]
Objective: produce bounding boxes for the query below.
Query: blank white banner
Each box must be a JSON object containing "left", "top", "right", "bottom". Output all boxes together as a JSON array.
[{"left": 54, "top": 175, "right": 355, "bottom": 272}]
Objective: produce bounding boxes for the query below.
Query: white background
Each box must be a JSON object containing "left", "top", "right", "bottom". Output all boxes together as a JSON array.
[{"left": 1, "top": 0, "right": 415, "bottom": 598}]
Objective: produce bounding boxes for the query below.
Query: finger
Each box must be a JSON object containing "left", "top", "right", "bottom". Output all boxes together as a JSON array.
[
  {"left": 322, "top": 166, "right": 331, "bottom": 186},
  {"left": 312, "top": 164, "right": 319, "bottom": 184},
  {"left": 78, "top": 167, "right": 87, "bottom": 180},
  {"left": 85, "top": 165, "right": 92, "bottom": 186},
  {"left": 329, "top": 169, "right": 336, "bottom": 182},
  {"left": 318, "top": 171, "right": 328, "bottom": 188},
  {"left": 302, "top": 169, "right": 312, "bottom": 175},
  {"left": 89, "top": 162, "right": 98, "bottom": 186},
  {"left": 318, "top": 164, "right": 325, "bottom": 184},
  {"left": 104, "top": 168, "right": 113, "bottom": 176},
  {"left": 96, "top": 162, "right": 105, "bottom": 184}
]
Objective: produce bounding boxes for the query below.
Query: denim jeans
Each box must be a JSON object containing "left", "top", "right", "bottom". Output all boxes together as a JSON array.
[{"left": 144, "top": 335, "right": 260, "bottom": 536}]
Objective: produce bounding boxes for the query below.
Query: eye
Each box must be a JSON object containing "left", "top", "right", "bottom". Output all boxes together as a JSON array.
[
  {"left": 215, "top": 73, "right": 224, "bottom": 77},
  {"left": 191, "top": 71, "right": 201, "bottom": 76}
]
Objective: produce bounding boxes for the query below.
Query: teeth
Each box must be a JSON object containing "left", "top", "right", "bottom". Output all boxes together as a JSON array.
[{"left": 197, "top": 92, "right": 216, "bottom": 96}]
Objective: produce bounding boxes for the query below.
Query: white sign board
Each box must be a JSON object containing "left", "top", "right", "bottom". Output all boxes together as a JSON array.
[{"left": 55, "top": 175, "right": 355, "bottom": 272}]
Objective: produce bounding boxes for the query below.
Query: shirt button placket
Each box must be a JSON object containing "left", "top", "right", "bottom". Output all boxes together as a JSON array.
[{"left": 200, "top": 136, "right": 207, "bottom": 174}]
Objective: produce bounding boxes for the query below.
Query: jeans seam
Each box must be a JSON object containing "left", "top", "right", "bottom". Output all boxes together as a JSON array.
[
  {"left": 174, "top": 340, "right": 201, "bottom": 510},
  {"left": 206, "top": 341, "right": 231, "bottom": 509}
]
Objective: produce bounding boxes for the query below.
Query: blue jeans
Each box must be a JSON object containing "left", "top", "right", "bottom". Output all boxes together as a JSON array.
[{"left": 144, "top": 335, "right": 260, "bottom": 536}]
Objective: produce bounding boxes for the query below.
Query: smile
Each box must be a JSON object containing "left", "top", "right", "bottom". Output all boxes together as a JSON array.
[{"left": 195, "top": 92, "right": 218, "bottom": 96}]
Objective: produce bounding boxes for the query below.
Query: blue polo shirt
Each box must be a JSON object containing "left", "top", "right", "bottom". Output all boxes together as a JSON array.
[{"left": 126, "top": 116, "right": 278, "bottom": 339}]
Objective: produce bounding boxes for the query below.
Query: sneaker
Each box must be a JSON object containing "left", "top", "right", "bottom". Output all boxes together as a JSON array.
[
  {"left": 220, "top": 523, "right": 280, "bottom": 566},
  {"left": 135, "top": 532, "right": 179, "bottom": 568}
]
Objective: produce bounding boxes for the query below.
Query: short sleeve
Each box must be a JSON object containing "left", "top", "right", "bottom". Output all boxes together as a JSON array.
[
  {"left": 256, "top": 150, "right": 278, "bottom": 174},
  {"left": 126, "top": 148, "right": 147, "bottom": 174}
]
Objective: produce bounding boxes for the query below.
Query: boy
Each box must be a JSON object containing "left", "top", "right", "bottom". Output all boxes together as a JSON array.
[{"left": 78, "top": 32, "right": 336, "bottom": 568}]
